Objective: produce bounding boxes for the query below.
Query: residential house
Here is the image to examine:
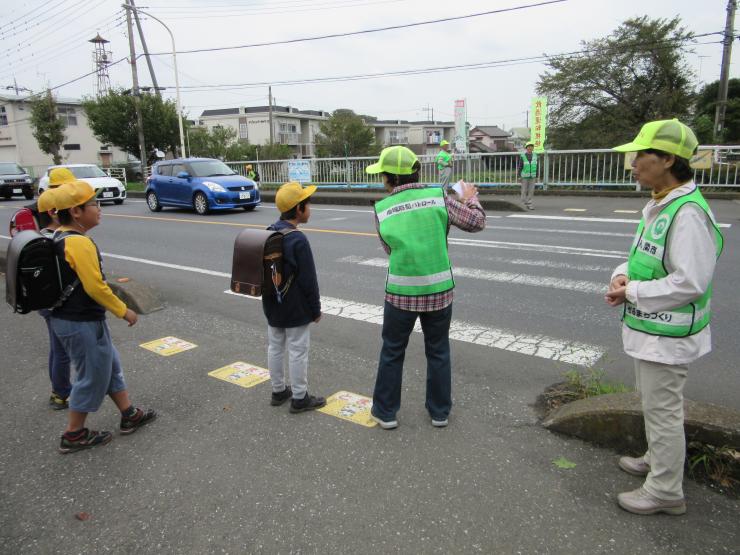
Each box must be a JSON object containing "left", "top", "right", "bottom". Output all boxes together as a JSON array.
[{"left": 468, "top": 125, "right": 515, "bottom": 153}]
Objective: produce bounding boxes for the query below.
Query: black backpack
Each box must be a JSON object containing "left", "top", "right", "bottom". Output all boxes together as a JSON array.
[{"left": 5, "top": 230, "right": 79, "bottom": 314}]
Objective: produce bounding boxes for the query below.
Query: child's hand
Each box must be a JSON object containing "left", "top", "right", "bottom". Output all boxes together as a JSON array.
[{"left": 124, "top": 309, "right": 138, "bottom": 327}]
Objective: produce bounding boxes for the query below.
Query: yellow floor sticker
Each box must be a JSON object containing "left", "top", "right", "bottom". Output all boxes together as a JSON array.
[
  {"left": 318, "top": 391, "right": 377, "bottom": 428},
  {"left": 140, "top": 336, "right": 197, "bottom": 356},
  {"left": 208, "top": 362, "right": 270, "bottom": 389}
]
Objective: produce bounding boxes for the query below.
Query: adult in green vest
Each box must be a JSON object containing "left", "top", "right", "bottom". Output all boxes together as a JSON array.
[
  {"left": 435, "top": 139, "right": 453, "bottom": 188},
  {"left": 366, "top": 146, "right": 486, "bottom": 430},
  {"left": 518, "top": 141, "right": 537, "bottom": 210},
  {"left": 605, "top": 119, "right": 723, "bottom": 516}
]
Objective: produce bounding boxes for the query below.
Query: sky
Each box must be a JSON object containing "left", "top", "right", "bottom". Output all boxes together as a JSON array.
[{"left": 1, "top": 0, "right": 738, "bottom": 130}]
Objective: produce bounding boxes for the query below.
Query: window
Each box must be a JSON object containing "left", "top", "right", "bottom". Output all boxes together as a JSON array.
[
  {"left": 63, "top": 144, "right": 81, "bottom": 151},
  {"left": 0, "top": 106, "right": 7, "bottom": 126},
  {"left": 58, "top": 106, "right": 77, "bottom": 126},
  {"left": 171, "top": 164, "right": 186, "bottom": 176},
  {"left": 239, "top": 123, "right": 248, "bottom": 140},
  {"left": 157, "top": 164, "right": 172, "bottom": 176},
  {"left": 280, "top": 122, "right": 297, "bottom": 133}
]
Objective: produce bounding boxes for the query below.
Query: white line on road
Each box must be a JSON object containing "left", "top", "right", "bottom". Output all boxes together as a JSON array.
[
  {"left": 487, "top": 225, "right": 633, "bottom": 238},
  {"left": 224, "top": 290, "right": 603, "bottom": 366},
  {"left": 448, "top": 236, "right": 627, "bottom": 259},
  {"left": 507, "top": 213, "right": 732, "bottom": 228},
  {"left": 339, "top": 256, "right": 607, "bottom": 294}
]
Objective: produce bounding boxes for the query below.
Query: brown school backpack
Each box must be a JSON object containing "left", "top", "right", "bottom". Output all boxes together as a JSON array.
[{"left": 230, "top": 228, "right": 296, "bottom": 301}]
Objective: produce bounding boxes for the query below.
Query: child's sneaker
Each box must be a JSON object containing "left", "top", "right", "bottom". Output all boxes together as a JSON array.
[
  {"left": 120, "top": 407, "right": 157, "bottom": 435},
  {"left": 49, "top": 392, "right": 69, "bottom": 410},
  {"left": 289, "top": 393, "right": 326, "bottom": 413},
  {"left": 271, "top": 386, "right": 293, "bottom": 406},
  {"left": 59, "top": 428, "right": 112, "bottom": 454}
]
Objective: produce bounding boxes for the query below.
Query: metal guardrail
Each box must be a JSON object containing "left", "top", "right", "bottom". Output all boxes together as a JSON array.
[{"left": 226, "top": 146, "right": 740, "bottom": 190}]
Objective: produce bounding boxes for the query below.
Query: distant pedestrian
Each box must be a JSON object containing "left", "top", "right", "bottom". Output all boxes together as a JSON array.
[
  {"left": 50, "top": 180, "right": 156, "bottom": 453},
  {"left": 366, "top": 146, "right": 486, "bottom": 430},
  {"left": 605, "top": 119, "right": 723, "bottom": 515},
  {"left": 245, "top": 164, "right": 260, "bottom": 184},
  {"left": 262, "top": 182, "right": 326, "bottom": 413},
  {"left": 435, "top": 139, "right": 453, "bottom": 189},
  {"left": 518, "top": 142, "right": 537, "bottom": 210}
]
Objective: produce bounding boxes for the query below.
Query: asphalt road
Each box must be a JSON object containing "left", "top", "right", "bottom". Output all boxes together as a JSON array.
[{"left": 0, "top": 195, "right": 738, "bottom": 554}]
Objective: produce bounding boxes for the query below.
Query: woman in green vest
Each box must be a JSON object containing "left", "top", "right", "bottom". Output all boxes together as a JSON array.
[
  {"left": 518, "top": 142, "right": 537, "bottom": 210},
  {"left": 605, "top": 119, "right": 723, "bottom": 516}
]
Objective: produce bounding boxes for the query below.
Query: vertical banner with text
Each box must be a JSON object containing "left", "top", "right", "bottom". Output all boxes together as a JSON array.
[
  {"left": 530, "top": 97, "right": 548, "bottom": 153},
  {"left": 453, "top": 99, "right": 468, "bottom": 154}
]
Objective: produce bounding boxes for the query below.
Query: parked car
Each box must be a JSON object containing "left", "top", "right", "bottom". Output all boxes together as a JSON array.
[
  {"left": 0, "top": 162, "right": 35, "bottom": 200},
  {"left": 38, "top": 164, "right": 127, "bottom": 204},
  {"left": 145, "top": 157, "right": 260, "bottom": 215}
]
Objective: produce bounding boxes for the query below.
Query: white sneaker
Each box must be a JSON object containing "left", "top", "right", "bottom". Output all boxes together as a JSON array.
[
  {"left": 371, "top": 413, "right": 398, "bottom": 430},
  {"left": 431, "top": 418, "right": 448, "bottom": 428},
  {"left": 617, "top": 487, "right": 686, "bottom": 516}
]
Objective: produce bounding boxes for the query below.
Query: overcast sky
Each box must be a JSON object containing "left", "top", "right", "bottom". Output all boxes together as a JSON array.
[{"left": 2, "top": 0, "right": 737, "bottom": 130}]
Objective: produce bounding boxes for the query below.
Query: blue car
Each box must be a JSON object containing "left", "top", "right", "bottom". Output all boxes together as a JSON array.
[{"left": 145, "top": 157, "right": 260, "bottom": 215}]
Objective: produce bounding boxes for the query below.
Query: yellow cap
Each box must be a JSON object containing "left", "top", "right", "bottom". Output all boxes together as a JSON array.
[
  {"left": 366, "top": 145, "right": 418, "bottom": 175},
  {"left": 54, "top": 180, "right": 96, "bottom": 210},
  {"left": 275, "top": 181, "right": 317, "bottom": 213},
  {"left": 48, "top": 167, "right": 76, "bottom": 188},
  {"left": 245, "top": 164, "right": 253, "bottom": 170},
  {"left": 440, "top": 140, "right": 450, "bottom": 147},
  {"left": 613, "top": 119, "right": 698, "bottom": 160},
  {"left": 37, "top": 189, "right": 57, "bottom": 213}
]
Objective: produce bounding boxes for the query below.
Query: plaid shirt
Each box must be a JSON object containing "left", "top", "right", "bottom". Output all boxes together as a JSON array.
[{"left": 374, "top": 183, "right": 486, "bottom": 312}]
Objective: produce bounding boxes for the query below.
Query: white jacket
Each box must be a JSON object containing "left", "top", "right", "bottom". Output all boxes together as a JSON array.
[{"left": 611, "top": 182, "right": 720, "bottom": 365}]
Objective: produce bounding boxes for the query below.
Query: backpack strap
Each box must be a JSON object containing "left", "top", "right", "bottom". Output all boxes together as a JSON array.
[
  {"left": 272, "top": 228, "right": 298, "bottom": 304},
  {"left": 51, "top": 230, "right": 81, "bottom": 309}
]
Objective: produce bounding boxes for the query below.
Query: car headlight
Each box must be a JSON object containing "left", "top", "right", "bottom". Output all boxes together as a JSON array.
[
  {"left": 25, "top": 178, "right": 32, "bottom": 183},
  {"left": 254, "top": 182, "right": 259, "bottom": 190},
  {"left": 203, "top": 181, "right": 226, "bottom": 192},
  {"left": 0, "top": 180, "right": 5, "bottom": 185}
]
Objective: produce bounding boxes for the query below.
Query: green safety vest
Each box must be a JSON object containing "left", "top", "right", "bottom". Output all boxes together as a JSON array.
[
  {"left": 375, "top": 187, "right": 454, "bottom": 296},
  {"left": 520, "top": 152, "right": 537, "bottom": 178},
  {"left": 623, "top": 187, "right": 723, "bottom": 337},
  {"left": 436, "top": 150, "right": 452, "bottom": 171},
  {"left": 247, "top": 170, "right": 256, "bottom": 180}
]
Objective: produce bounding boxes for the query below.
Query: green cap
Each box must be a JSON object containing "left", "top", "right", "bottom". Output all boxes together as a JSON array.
[
  {"left": 366, "top": 145, "right": 418, "bottom": 175},
  {"left": 613, "top": 119, "right": 698, "bottom": 160},
  {"left": 440, "top": 140, "right": 450, "bottom": 147}
]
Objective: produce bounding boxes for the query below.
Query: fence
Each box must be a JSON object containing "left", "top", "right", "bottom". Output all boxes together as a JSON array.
[{"left": 226, "top": 145, "right": 740, "bottom": 190}]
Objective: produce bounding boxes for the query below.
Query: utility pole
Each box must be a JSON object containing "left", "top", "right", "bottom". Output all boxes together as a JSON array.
[
  {"left": 268, "top": 85, "right": 274, "bottom": 145},
  {"left": 422, "top": 103, "right": 434, "bottom": 122},
  {"left": 125, "top": 0, "right": 148, "bottom": 179},
  {"left": 130, "top": 0, "right": 161, "bottom": 97},
  {"left": 714, "top": 0, "right": 736, "bottom": 142}
]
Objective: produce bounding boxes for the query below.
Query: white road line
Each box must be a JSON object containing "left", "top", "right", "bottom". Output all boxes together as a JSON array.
[
  {"left": 102, "top": 253, "right": 231, "bottom": 277},
  {"left": 448, "top": 237, "right": 627, "bottom": 259},
  {"left": 487, "top": 225, "right": 633, "bottom": 238},
  {"left": 224, "top": 290, "right": 603, "bottom": 366},
  {"left": 339, "top": 256, "right": 606, "bottom": 294},
  {"left": 614, "top": 209, "right": 638, "bottom": 214},
  {"left": 564, "top": 208, "right": 587, "bottom": 212},
  {"left": 507, "top": 214, "right": 732, "bottom": 228}
]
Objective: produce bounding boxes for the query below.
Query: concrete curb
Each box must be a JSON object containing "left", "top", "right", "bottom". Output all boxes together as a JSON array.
[{"left": 542, "top": 392, "right": 740, "bottom": 452}]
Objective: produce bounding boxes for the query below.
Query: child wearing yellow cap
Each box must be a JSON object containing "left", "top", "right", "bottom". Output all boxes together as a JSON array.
[
  {"left": 262, "top": 182, "right": 325, "bottom": 413},
  {"left": 49, "top": 180, "right": 156, "bottom": 453}
]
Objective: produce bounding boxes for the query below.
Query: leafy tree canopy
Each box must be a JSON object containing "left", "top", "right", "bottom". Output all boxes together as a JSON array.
[
  {"left": 315, "top": 109, "right": 378, "bottom": 157},
  {"left": 187, "top": 126, "right": 293, "bottom": 160},
  {"left": 29, "top": 90, "right": 66, "bottom": 165},
  {"left": 693, "top": 78, "right": 740, "bottom": 144},
  {"left": 536, "top": 16, "right": 695, "bottom": 149}
]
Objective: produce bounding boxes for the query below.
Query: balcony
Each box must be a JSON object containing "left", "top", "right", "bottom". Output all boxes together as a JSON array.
[{"left": 278, "top": 132, "right": 302, "bottom": 145}]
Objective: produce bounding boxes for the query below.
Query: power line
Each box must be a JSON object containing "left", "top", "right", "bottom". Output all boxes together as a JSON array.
[
  {"left": 0, "top": 0, "right": 79, "bottom": 39},
  {"left": 146, "top": 0, "right": 568, "bottom": 55},
  {"left": 0, "top": 0, "right": 70, "bottom": 33}
]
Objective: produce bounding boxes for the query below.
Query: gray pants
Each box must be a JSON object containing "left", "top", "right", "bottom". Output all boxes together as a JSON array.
[
  {"left": 634, "top": 358, "right": 689, "bottom": 500},
  {"left": 267, "top": 324, "right": 310, "bottom": 399},
  {"left": 520, "top": 177, "right": 535, "bottom": 207},
  {"left": 439, "top": 167, "right": 453, "bottom": 188}
]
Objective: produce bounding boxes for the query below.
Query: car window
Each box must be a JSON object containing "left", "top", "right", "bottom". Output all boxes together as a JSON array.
[
  {"left": 171, "top": 164, "right": 186, "bottom": 176},
  {"left": 157, "top": 164, "right": 172, "bottom": 177},
  {"left": 0, "top": 163, "right": 24, "bottom": 175},
  {"left": 68, "top": 166, "right": 107, "bottom": 179},
  {"left": 188, "top": 160, "right": 236, "bottom": 177}
]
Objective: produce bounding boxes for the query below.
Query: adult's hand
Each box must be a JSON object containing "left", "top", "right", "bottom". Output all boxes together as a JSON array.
[
  {"left": 605, "top": 275, "right": 628, "bottom": 307},
  {"left": 123, "top": 308, "right": 138, "bottom": 327},
  {"left": 460, "top": 181, "right": 478, "bottom": 201}
]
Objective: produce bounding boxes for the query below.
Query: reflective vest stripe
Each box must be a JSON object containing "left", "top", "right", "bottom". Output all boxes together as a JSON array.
[
  {"left": 521, "top": 153, "right": 537, "bottom": 178},
  {"left": 387, "top": 268, "right": 454, "bottom": 287},
  {"left": 624, "top": 302, "right": 710, "bottom": 327},
  {"left": 376, "top": 196, "right": 447, "bottom": 223}
]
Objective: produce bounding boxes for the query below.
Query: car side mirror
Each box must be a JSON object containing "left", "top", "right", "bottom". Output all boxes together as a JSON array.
[{"left": 177, "top": 171, "right": 190, "bottom": 179}]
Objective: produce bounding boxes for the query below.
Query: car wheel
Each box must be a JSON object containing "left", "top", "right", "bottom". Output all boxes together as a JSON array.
[
  {"left": 113, "top": 199, "right": 124, "bottom": 205},
  {"left": 242, "top": 205, "right": 256, "bottom": 211},
  {"left": 193, "top": 192, "right": 209, "bottom": 215},
  {"left": 146, "top": 191, "right": 162, "bottom": 212},
  {"left": 23, "top": 189, "right": 34, "bottom": 200}
]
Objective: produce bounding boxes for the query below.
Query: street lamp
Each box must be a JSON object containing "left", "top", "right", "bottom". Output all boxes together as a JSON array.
[{"left": 122, "top": 4, "right": 186, "bottom": 157}]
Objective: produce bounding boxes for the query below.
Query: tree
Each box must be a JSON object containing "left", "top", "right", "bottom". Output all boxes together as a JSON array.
[
  {"left": 29, "top": 90, "right": 66, "bottom": 165},
  {"left": 82, "top": 89, "right": 183, "bottom": 157},
  {"left": 536, "top": 16, "right": 695, "bottom": 149},
  {"left": 315, "top": 109, "right": 377, "bottom": 157},
  {"left": 187, "top": 125, "right": 237, "bottom": 159},
  {"left": 693, "top": 79, "right": 740, "bottom": 144}
]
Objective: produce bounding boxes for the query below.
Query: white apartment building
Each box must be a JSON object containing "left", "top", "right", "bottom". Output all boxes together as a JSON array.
[
  {"left": 0, "top": 94, "right": 128, "bottom": 178},
  {"left": 371, "top": 120, "right": 456, "bottom": 156}
]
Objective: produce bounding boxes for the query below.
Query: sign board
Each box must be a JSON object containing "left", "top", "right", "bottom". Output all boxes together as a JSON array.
[
  {"left": 287, "top": 160, "right": 311, "bottom": 183},
  {"left": 453, "top": 99, "right": 468, "bottom": 154},
  {"left": 208, "top": 362, "right": 271, "bottom": 389},
  {"left": 317, "top": 391, "right": 377, "bottom": 427},
  {"left": 530, "top": 97, "right": 548, "bottom": 153},
  {"left": 140, "top": 336, "right": 197, "bottom": 357}
]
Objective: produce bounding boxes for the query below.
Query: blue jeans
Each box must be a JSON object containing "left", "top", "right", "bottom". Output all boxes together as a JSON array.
[
  {"left": 49, "top": 318, "right": 127, "bottom": 413},
  {"left": 40, "top": 310, "right": 72, "bottom": 398},
  {"left": 372, "top": 302, "right": 453, "bottom": 421}
]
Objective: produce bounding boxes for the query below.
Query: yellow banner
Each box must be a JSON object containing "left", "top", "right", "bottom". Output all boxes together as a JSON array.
[
  {"left": 140, "top": 336, "right": 197, "bottom": 357},
  {"left": 209, "top": 362, "right": 271, "bottom": 389},
  {"left": 530, "top": 96, "right": 547, "bottom": 153},
  {"left": 318, "top": 391, "right": 377, "bottom": 427}
]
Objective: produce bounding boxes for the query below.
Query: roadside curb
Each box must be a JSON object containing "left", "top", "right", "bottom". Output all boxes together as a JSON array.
[{"left": 542, "top": 392, "right": 740, "bottom": 452}]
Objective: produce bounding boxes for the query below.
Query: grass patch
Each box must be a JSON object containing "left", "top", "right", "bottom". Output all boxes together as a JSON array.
[
  {"left": 687, "top": 442, "right": 739, "bottom": 498},
  {"left": 539, "top": 368, "right": 631, "bottom": 413},
  {"left": 125, "top": 181, "right": 145, "bottom": 192}
]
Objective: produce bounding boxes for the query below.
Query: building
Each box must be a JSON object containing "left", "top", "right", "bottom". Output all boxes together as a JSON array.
[
  {"left": 468, "top": 125, "right": 515, "bottom": 153},
  {"left": 368, "top": 119, "right": 455, "bottom": 156},
  {"left": 0, "top": 93, "right": 128, "bottom": 178}
]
